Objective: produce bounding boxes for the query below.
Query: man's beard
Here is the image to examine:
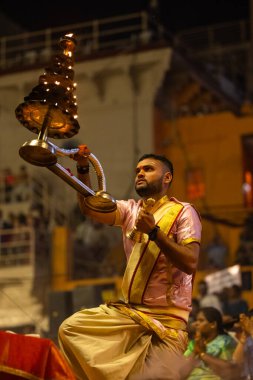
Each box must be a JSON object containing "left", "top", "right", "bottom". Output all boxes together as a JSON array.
[{"left": 135, "top": 177, "right": 163, "bottom": 197}]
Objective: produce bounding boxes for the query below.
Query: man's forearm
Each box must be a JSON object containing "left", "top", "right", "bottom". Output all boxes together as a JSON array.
[{"left": 154, "top": 229, "right": 199, "bottom": 274}]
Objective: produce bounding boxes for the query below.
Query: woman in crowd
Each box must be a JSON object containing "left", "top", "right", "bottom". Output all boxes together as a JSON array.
[
  {"left": 229, "top": 308, "right": 253, "bottom": 380},
  {"left": 180, "top": 306, "right": 237, "bottom": 379}
]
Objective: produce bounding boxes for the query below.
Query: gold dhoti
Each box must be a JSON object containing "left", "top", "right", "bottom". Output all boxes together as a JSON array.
[{"left": 58, "top": 303, "right": 188, "bottom": 380}]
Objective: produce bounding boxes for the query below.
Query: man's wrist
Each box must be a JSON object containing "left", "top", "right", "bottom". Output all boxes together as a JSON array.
[
  {"left": 148, "top": 225, "right": 160, "bottom": 241},
  {"left": 76, "top": 164, "right": 90, "bottom": 174}
]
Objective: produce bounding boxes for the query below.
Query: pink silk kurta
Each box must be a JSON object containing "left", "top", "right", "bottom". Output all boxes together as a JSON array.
[{"left": 115, "top": 197, "right": 202, "bottom": 321}]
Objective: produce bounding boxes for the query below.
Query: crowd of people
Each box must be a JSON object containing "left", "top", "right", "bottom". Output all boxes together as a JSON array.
[
  {"left": 181, "top": 305, "right": 253, "bottom": 380},
  {"left": 182, "top": 280, "right": 253, "bottom": 379},
  {"left": 235, "top": 213, "right": 253, "bottom": 266},
  {"left": 0, "top": 165, "right": 33, "bottom": 263},
  {"left": 0, "top": 208, "right": 35, "bottom": 264},
  {"left": 0, "top": 203, "right": 49, "bottom": 261},
  {"left": 0, "top": 165, "right": 30, "bottom": 203},
  {"left": 72, "top": 216, "right": 124, "bottom": 279}
]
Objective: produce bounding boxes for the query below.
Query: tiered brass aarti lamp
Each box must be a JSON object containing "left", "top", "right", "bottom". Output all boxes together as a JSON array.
[{"left": 16, "top": 33, "right": 116, "bottom": 212}]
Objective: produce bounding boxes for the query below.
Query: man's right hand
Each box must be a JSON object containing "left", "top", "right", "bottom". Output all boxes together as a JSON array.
[{"left": 72, "top": 144, "right": 91, "bottom": 166}]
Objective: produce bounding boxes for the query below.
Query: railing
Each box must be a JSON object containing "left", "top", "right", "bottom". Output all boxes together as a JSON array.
[
  {"left": 176, "top": 20, "right": 250, "bottom": 53},
  {"left": 199, "top": 204, "right": 253, "bottom": 227},
  {"left": 0, "top": 13, "right": 249, "bottom": 106},
  {"left": 0, "top": 169, "right": 50, "bottom": 208},
  {"left": 0, "top": 226, "right": 35, "bottom": 266},
  {"left": 174, "top": 19, "right": 250, "bottom": 102},
  {"left": 0, "top": 12, "right": 150, "bottom": 73}
]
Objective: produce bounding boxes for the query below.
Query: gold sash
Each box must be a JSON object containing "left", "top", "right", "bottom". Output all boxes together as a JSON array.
[
  {"left": 108, "top": 301, "right": 187, "bottom": 339},
  {"left": 121, "top": 199, "right": 184, "bottom": 304}
]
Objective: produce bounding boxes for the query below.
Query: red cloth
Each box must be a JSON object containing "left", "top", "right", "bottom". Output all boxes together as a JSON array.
[{"left": 0, "top": 330, "right": 76, "bottom": 379}]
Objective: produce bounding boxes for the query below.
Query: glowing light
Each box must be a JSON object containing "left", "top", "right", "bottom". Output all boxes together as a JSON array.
[{"left": 243, "top": 170, "right": 253, "bottom": 207}]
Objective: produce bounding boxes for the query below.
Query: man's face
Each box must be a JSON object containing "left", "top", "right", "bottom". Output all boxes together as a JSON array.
[{"left": 135, "top": 158, "right": 168, "bottom": 197}]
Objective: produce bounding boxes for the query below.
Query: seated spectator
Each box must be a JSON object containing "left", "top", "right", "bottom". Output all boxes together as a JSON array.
[
  {"left": 0, "top": 209, "right": 12, "bottom": 257},
  {"left": 205, "top": 233, "right": 228, "bottom": 269},
  {"left": 13, "top": 165, "right": 31, "bottom": 202},
  {"left": 181, "top": 306, "right": 237, "bottom": 379},
  {"left": 209, "top": 308, "right": 253, "bottom": 380},
  {"left": 188, "top": 298, "right": 200, "bottom": 340},
  {"left": 232, "top": 308, "right": 253, "bottom": 379},
  {"left": 0, "top": 211, "right": 15, "bottom": 259},
  {"left": 234, "top": 214, "right": 253, "bottom": 265},
  {"left": 197, "top": 279, "right": 223, "bottom": 314},
  {"left": 223, "top": 284, "right": 249, "bottom": 320},
  {"left": 235, "top": 244, "right": 252, "bottom": 265},
  {"left": 73, "top": 218, "right": 111, "bottom": 278},
  {"left": 3, "top": 167, "right": 16, "bottom": 203}
]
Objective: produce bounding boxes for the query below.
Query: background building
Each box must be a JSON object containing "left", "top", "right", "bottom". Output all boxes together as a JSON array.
[{"left": 0, "top": 3, "right": 253, "bottom": 341}]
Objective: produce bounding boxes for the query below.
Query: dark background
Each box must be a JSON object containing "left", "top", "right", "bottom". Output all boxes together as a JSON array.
[{"left": 0, "top": 0, "right": 250, "bottom": 34}]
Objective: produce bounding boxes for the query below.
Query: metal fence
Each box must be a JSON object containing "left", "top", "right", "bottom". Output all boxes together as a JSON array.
[
  {"left": 0, "top": 11, "right": 250, "bottom": 89},
  {"left": 0, "top": 12, "right": 150, "bottom": 73},
  {"left": 176, "top": 20, "right": 250, "bottom": 53},
  {"left": 0, "top": 226, "right": 35, "bottom": 266}
]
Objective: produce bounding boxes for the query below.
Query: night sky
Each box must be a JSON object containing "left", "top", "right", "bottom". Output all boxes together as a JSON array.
[{"left": 0, "top": 0, "right": 250, "bottom": 34}]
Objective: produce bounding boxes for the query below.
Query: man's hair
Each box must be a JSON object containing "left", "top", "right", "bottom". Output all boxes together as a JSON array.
[{"left": 138, "top": 153, "right": 174, "bottom": 178}]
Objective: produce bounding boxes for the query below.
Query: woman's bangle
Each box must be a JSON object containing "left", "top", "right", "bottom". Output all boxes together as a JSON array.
[
  {"left": 199, "top": 352, "right": 206, "bottom": 360},
  {"left": 76, "top": 165, "right": 89, "bottom": 174}
]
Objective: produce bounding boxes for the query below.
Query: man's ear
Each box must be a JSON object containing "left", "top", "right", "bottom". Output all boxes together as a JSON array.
[{"left": 164, "top": 172, "right": 172, "bottom": 184}]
